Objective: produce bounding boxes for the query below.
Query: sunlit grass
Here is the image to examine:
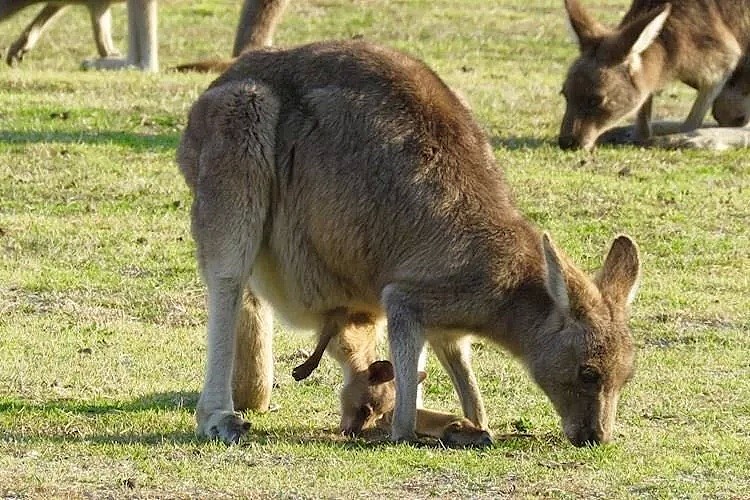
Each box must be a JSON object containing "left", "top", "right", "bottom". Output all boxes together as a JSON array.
[{"left": 1, "top": 0, "right": 748, "bottom": 497}]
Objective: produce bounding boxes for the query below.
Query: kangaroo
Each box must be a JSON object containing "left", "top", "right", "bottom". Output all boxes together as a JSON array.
[
  {"left": 291, "top": 315, "right": 493, "bottom": 446},
  {"left": 0, "top": 0, "right": 156, "bottom": 70},
  {"left": 2, "top": 0, "right": 285, "bottom": 71},
  {"left": 559, "top": 0, "right": 750, "bottom": 150},
  {"left": 712, "top": 56, "right": 750, "bottom": 127},
  {"left": 175, "top": 0, "right": 289, "bottom": 73},
  {"left": 1, "top": 0, "right": 121, "bottom": 66},
  {"left": 178, "top": 40, "right": 641, "bottom": 447}
]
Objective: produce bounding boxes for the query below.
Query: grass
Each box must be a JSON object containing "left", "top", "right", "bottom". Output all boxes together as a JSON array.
[{"left": 1, "top": 0, "right": 748, "bottom": 497}]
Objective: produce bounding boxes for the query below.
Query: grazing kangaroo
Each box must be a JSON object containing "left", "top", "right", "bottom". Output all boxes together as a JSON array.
[
  {"left": 559, "top": 0, "right": 750, "bottom": 150},
  {"left": 178, "top": 40, "right": 641, "bottom": 447}
]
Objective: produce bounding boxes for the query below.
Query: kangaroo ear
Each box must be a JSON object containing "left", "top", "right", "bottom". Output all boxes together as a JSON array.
[
  {"left": 596, "top": 235, "right": 641, "bottom": 308},
  {"left": 542, "top": 233, "right": 571, "bottom": 314},
  {"left": 368, "top": 360, "right": 395, "bottom": 385},
  {"left": 606, "top": 4, "right": 670, "bottom": 65},
  {"left": 417, "top": 371, "right": 427, "bottom": 385},
  {"left": 564, "top": 0, "right": 605, "bottom": 51}
]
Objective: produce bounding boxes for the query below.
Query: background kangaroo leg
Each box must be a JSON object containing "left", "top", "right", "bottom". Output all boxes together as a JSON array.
[
  {"left": 232, "top": 0, "right": 290, "bottom": 56},
  {"left": 82, "top": 0, "right": 157, "bottom": 71},
  {"left": 682, "top": 78, "right": 732, "bottom": 132},
  {"left": 6, "top": 3, "right": 67, "bottom": 66},
  {"left": 0, "top": 0, "right": 38, "bottom": 20},
  {"left": 232, "top": 290, "right": 274, "bottom": 412},
  {"left": 87, "top": 0, "right": 119, "bottom": 57}
]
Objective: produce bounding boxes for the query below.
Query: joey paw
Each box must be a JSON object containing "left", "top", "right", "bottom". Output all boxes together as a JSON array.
[{"left": 441, "top": 422, "right": 493, "bottom": 448}]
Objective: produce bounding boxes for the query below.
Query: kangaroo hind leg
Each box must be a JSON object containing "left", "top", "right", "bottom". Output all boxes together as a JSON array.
[
  {"left": 180, "top": 80, "right": 279, "bottom": 444},
  {"left": 232, "top": 290, "right": 274, "bottom": 412}
]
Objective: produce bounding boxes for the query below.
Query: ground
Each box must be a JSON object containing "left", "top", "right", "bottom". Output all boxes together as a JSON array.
[{"left": 0, "top": 0, "right": 748, "bottom": 497}]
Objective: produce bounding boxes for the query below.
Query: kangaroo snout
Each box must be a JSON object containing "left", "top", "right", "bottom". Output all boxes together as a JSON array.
[
  {"left": 567, "top": 425, "right": 609, "bottom": 448},
  {"left": 558, "top": 135, "right": 580, "bottom": 150},
  {"left": 558, "top": 134, "right": 596, "bottom": 151}
]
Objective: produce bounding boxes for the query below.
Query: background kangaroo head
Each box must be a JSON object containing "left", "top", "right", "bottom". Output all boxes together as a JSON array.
[
  {"left": 530, "top": 235, "right": 640, "bottom": 446},
  {"left": 559, "top": 0, "right": 671, "bottom": 150}
]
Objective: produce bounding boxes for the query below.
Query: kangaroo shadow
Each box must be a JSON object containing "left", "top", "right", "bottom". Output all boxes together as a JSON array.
[
  {"left": 0, "top": 129, "right": 179, "bottom": 152},
  {"left": 0, "top": 391, "right": 550, "bottom": 451},
  {"left": 0, "top": 391, "right": 200, "bottom": 445}
]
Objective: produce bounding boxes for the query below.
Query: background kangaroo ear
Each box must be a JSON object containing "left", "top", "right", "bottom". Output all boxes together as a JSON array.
[
  {"left": 417, "top": 371, "right": 427, "bottom": 385},
  {"left": 596, "top": 235, "right": 641, "bottom": 308},
  {"left": 564, "top": 0, "right": 605, "bottom": 51},
  {"left": 605, "top": 4, "right": 670, "bottom": 65},
  {"left": 368, "top": 360, "right": 395, "bottom": 385},
  {"left": 542, "top": 233, "right": 571, "bottom": 314}
]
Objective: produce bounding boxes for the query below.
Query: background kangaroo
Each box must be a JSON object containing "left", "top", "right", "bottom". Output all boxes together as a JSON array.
[
  {"left": 1, "top": 0, "right": 287, "bottom": 70},
  {"left": 1, "top": 0, "right": 121, "bottom": 66},
  {"left": 178, "top": 39, "right": 641, "bottom": 447},
  {"left": 559, "top": 0, "right": 750, "bottom": 150}
]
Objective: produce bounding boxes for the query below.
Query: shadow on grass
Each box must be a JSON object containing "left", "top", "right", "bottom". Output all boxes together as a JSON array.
[
  {"left": 0, "top": 130, "right": 179, "bottom": 152},
  {"left": 490, "top": 135, "right": 553, "bottom": 150},
  {"left": 0, "top": 390, "right": 199, "bottom": 415},
  {"left": 0, "top": 391, "right": 553, "bottom": 450}
]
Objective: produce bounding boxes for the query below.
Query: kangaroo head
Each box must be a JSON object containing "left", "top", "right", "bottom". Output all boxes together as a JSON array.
[
  {"left": 339, "top": 361, "right": 426, "bottom": 436},
  {"left": 529, "top": 234, "right": 640, "bottom": 446},
  {"left": 712, "top": 60, "right": 750, "bottom": 127},
  {"left": 559, "top": 0, "right": 671, "bottom": 150}
]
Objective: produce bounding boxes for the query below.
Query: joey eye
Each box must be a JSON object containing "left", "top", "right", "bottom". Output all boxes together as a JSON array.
[
  {"left": 579, "top": 366, "right": 601, "bottom": 384},
  {"left": 358, "top": 404, "right": 373, "bottom": 420}
]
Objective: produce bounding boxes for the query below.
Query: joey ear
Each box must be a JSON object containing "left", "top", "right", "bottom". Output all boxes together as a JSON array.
[
  {"left": 368, "top": 360, "right": 395, "bottom": 385},
  {"left": 542, "top": 233, "right": 571, "bottom": 314},
  {"left": 596, "top": 235, "right": 641, "bottom": 308},
  {"left": 606, "top": 4, "right": 670, "bottom": 64},
  {"left": 417, "top": 371, "right": 427, "bottom": 385},
  {"left": 564, "top": 0, "right": 605, "bottom": 51}
]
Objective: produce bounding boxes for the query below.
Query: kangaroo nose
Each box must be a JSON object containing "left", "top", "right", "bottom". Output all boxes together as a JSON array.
[
  {"left": 558, "top": 135, "right": 579, "bottom": 150},
  {"left": 571, "top": 428, "right": 605, "bottom": 447}
]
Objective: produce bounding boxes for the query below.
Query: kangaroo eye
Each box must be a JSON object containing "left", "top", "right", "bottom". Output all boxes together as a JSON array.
[
  {"left": 587, "top": 95, "right": 603, "bottom": 108},
  {"left": 579, "top": 366, "right": 601, "bottom": 384}
]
